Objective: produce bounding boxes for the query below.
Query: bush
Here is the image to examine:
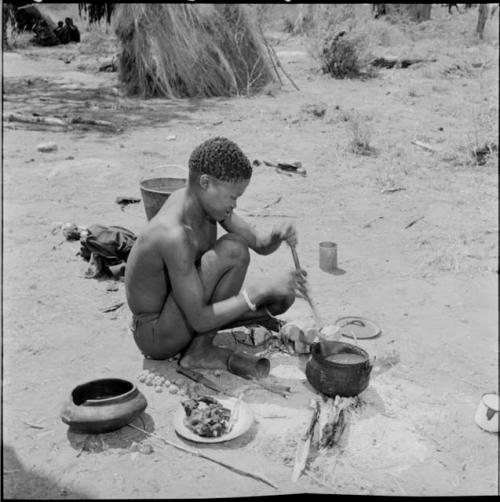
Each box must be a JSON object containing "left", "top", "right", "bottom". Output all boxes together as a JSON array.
[
  {"left": 282, "top": 17, "right": 294, "bottom": 34},
  {"left": 306, "top": 5, "right": 378, "bottom": 79},
  {"left": 320, "top": 34, "right": 362, "bottom": 78}
]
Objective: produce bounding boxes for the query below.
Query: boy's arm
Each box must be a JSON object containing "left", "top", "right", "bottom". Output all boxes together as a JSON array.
[
  {"left": 157, "top": 226, "right": 268, "bottom": 333},
  {"left": 220, "top": 212, "right": 296, "bottom": 255}
]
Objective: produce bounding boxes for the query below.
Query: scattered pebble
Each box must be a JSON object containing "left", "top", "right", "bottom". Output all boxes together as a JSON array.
[
  {"left": 169, "top": 385, "right": 179, "bottom": 394},
  {"left": 138, "top": 443, "right": 154, "bottom": 455},
  {"left": 164, "top": 379, "right": 171, "bottom": 387},
  {"left": 214, "top": 370, "right": 222, "bottom": 377},
  {"left": 154, "top": 386, "right": 163, "bottom": 393},
  {"left": 138, "top": 375, "right": 147, "bottom": 383}
]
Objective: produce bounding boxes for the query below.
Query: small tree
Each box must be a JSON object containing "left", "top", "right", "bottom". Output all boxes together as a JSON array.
[
  {"left": 476, "top": 3, "right": 488, "bottom": 40},
  {"left": 78, "top": 3, "right": 114, "bottom": 24}
]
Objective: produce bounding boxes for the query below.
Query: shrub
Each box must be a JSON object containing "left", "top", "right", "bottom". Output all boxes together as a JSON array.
[
  {"left": 320, "top": 34, "right": 363, "bottom": 78},
  {"left": 306, "top": 5, "right": 378, "bottom": 79}
]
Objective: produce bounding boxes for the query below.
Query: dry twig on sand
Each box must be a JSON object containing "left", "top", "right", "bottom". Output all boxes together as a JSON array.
[
  {"left": 100, "top": 302, "right": 125, "bottom": 313},
  {"left": 21, "top": 420, "right": 45, "bottom": 429},
  {"left": 70, "top": 117, "right": 119, "bottom": 131},
  {"left": 127, "top": 424, "right": 278, "bottom": 489},
  {"left": 411, "top": 140, "right": 441, "bottom": 153},
  {"left": 5, "top": 113, "right": 66, "bottom": 127},
  {"left": 404, "top": 216, "right": 424, "bottom": 229}
]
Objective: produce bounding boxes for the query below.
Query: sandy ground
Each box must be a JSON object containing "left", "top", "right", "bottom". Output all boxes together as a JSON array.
[{"left": 2, "top": 5, "right": 499, "bottom": 499}]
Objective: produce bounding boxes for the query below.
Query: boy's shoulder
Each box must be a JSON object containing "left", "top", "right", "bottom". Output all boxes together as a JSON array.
[{"left": 144, "top": 214, "right": 186, "bottom": 246}]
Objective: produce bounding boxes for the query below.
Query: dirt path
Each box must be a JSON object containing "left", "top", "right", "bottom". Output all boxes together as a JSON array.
[{"left": 2, "top": 15, "right": 498, "bottom": 498}]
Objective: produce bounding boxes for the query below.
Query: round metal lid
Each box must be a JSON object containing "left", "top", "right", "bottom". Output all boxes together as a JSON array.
[{"left": 335, "top": 316, "right": 381, "bottom": 339}]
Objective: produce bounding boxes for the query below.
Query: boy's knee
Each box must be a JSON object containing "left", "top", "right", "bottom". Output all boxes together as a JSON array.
[{"left": 218, "top": 234, "right": 250, "bottom": 266}]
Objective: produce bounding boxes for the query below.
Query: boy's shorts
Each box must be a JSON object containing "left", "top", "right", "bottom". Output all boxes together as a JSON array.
[{"left": 131, "top": 312, "right": 160, "bottom": 358}]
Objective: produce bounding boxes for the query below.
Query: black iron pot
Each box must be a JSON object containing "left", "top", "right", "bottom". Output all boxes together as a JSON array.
[{"left": 305, "top": 340, "right": 373, "bottom": 397}]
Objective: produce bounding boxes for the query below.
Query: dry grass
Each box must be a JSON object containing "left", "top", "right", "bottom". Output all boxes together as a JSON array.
[
  {"left": 345, "top": 111, "right": 377, "bottom": 157},
  {"left": 5, "top": 29, "right": 33, "bottom": 50},
  {"left": 114, "top": 4, "right": 275, "bottom": 99}
]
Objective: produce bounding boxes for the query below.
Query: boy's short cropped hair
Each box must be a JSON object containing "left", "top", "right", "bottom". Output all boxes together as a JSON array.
[{"left": 188, "top": 137, "right": 252, "bottom": 182}]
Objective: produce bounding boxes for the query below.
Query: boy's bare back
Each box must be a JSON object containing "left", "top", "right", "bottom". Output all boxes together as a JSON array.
[{"left": 125, "top": 187, "right": 216, "bottom": 316}]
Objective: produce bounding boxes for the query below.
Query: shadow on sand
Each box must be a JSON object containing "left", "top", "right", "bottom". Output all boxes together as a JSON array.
[{"left": 3, "top": 443, "right": 91, "bottom": 499}]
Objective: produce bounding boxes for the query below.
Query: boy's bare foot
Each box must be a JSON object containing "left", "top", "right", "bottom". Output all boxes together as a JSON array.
[{"left": 179, "top": 334, "right": 232, "bottom": 370}]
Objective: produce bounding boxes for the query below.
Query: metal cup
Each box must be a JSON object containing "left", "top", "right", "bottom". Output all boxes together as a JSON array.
[
  {"left": 319, "top": 241, "right": 338, "bottom": 273},
  {"left": 227, "top": 351, "right": 270, "bottom": 379},
  {"left": 474, "top": 392, "right": 499, "bottom": 433}
]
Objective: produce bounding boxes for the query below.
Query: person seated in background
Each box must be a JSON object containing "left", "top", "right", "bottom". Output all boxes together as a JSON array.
[
  {"left": 62, "top": 17, "right": 80, "bottom": 43},
  {"left": 54, "top": 20, "right": 68, "bottom": 44}
]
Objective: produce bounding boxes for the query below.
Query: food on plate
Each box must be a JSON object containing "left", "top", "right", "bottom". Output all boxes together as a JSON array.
[{"left": 181, "top": 396, "right": 231, "bottom": 438}]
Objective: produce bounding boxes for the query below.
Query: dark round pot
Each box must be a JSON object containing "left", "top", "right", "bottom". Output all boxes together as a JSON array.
[
  {"left": 60, "top": 378, "right": 147, "bottom": 434},
  {"left": 305, "top": 341, "right": 373, "bottom": 397}
]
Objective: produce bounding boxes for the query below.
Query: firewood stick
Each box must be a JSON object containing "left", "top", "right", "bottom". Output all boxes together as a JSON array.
[
  {"left": 127, "top": 424, "right": 278, "bottom": 489},
  {"left": 292, "top": 399, "right": 319, "bottom": 482}
]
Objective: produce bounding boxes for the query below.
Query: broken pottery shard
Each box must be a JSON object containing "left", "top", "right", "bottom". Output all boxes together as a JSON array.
[
  {"left": 303, "top": 327, "right": 319, "bottom": 344},
  {"left": 252, "top": 326, "right": 272, "bottom": 346},
  {"left": 280, "top": 322, "right": 304, "bottom": 343},
  {"left": 37, "top": 142, "right": 58, "bottom": 152},
  {"left": 293, "top": 339, "right": 311, "bottom": 354}
]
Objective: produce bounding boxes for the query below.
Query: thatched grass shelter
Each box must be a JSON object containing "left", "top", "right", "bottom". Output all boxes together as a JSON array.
[{"left": 114, "top": 3, "right": 276, "bottom": 98}]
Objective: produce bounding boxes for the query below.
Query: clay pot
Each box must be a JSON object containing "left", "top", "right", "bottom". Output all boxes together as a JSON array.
[
  {"left": 305, "top": 341, "right": 373, "bottom": 397},
  {"left": 60, "top": 378, "right": 147, "bottom": 434}
]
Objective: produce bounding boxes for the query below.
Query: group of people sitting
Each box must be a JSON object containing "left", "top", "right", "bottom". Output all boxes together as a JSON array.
[
  {"left": 32, "top": 17, "right": 80, "bottom": 46},
  {"left": 54, "top": 17, "right": 80, "bottom": 44}
]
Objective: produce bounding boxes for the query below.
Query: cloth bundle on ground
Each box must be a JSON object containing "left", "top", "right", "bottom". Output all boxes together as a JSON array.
[{"left": 79, "top": 224, "right": 137, "bottom": 278}]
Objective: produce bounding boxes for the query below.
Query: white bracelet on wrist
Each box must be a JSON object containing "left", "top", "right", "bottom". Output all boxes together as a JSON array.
[{"left": 241, "top": 289, "right": 257, "bottom": 311}]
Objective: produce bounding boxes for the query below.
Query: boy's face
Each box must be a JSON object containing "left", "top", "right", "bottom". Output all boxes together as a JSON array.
[{"left": 201, "top": 176, "right": 249, "bottom": 222}]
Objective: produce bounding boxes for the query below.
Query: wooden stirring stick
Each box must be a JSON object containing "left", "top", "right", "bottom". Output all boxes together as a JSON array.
[{"left": 288, "top": 243, "right": 323, "bottom": 327}]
